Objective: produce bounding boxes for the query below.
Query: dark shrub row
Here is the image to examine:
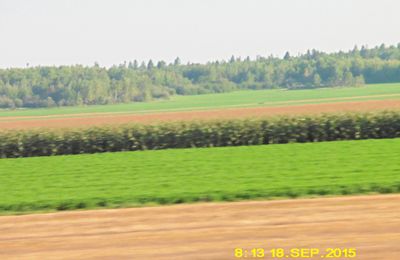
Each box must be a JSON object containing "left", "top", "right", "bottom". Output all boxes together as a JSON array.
[{"left": 1, "top": 111, "right": 400, "bottom": 158}]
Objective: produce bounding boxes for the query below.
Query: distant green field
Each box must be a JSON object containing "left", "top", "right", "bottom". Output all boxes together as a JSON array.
[
  {"left": 1, "top": 138, "right": 399, "bottom": 214},
  {"left": 0, "top": 83, "right": 400, "bottom": 117}
]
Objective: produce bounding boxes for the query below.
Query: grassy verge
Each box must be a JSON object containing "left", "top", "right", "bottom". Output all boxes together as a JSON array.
[{"left": 1, "top": 138, "right": 400, "bottom": 214}]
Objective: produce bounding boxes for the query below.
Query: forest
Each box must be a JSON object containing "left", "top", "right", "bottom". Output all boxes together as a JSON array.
[{"left": 1, "top": 43, "right": 400, "bottom": 108}]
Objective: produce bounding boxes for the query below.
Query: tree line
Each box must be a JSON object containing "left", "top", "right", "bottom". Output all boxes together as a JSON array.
[{"left": 1, "top": 43, "right": 400, "bottom": 108}]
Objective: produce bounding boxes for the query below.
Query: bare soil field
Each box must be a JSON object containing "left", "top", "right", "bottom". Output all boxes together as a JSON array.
[
  {"left": 0, "top": 99, "right": 400, "bottom": 130},
  {"left": 0, "top": 194, "right": 399, "bottom": 259}
]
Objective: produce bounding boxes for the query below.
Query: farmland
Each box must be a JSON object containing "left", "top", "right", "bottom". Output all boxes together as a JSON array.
[
  {"left": 1, "top": 195, "right": 399, "bottom": 259},
  {"left": 1, "top": 138, "right": 399, "bottom": 214},
  {"left": 1, "top": 84, "right": 399, "bottom": 214},
  {"left": 0, "top": 83, "right": 400, "bottom": 118},
  {"left": 1, "top": 82, "right": 400, "bottom": 260},
  {"left": 1, "top": 83, "right": 400, "bottom": 130},
  {"left": 0, "top": 99, "right": 400, "bottom": 130}
]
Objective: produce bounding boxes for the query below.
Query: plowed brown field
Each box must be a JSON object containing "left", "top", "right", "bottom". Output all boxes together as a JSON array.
[
  {"left": 1, "top": 99, "right": 400, "bottom": 130},
  {"left": 0, "top": 194, "right": 399, "bottom": 259}
]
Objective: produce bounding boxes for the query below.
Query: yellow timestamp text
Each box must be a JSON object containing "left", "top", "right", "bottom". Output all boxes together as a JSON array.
[{"left": 234, "top": 248, "right": 356, "bottom": 258}]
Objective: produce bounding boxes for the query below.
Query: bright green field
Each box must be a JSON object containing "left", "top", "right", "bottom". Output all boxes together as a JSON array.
[
  {"left": 1, "top": 138, "right": 399, "bottom": 214},
  {"left": 0, "top": 83, "right": 400, "bottom": 117}
]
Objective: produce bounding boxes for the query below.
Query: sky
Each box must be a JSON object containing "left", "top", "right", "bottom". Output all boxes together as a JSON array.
[{"left": 0, "top": 0, "right": 399, "bottom": 68}]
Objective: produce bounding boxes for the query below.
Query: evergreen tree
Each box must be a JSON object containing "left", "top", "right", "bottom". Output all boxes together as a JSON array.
[
  {"left": 174, "top": 57, "right": 181, "bottom": 66},
  {"left": 147, "top": 60, "right": 154, "bottom": 70},
  {"left": 284, "top": 51, "right": 291, "bottom": 60}
]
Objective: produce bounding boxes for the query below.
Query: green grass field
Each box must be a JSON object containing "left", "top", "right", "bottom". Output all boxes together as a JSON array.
[
  {"left": 0, "top": 83, "right": 400, "bottom": 118},
  {"left": 1, "top": 138, "right": 399, "bottom": 214}
]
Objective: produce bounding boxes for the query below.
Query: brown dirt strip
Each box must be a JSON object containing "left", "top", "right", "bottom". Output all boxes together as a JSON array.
[
  {"left": 0, "top": 194, "right": 399, "bottom": 259},
  {"left": 1, "top": 99, "right": 400, "bottom": 130}
]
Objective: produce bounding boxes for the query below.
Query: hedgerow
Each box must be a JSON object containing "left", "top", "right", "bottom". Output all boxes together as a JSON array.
[{"left": 0, "top": 111, "right": 399, "bottom": 158}]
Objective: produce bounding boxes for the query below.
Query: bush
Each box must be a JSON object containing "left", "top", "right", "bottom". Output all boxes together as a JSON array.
[{"left": 0, "top": 111, "right": 400, "bottom": 158}]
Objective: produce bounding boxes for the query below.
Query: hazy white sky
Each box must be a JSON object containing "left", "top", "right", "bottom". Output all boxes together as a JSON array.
[{"left": 0, "top": 0, "right": 399, "bottom": 68}]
